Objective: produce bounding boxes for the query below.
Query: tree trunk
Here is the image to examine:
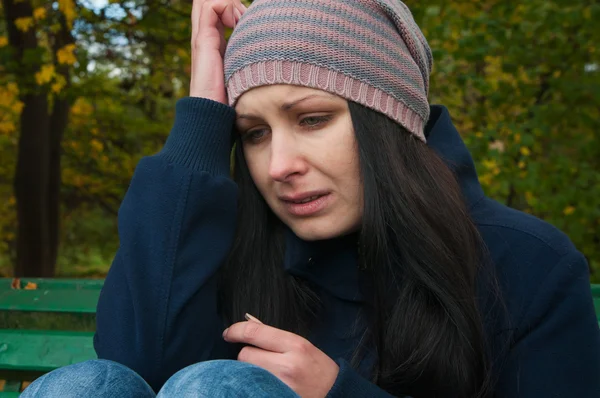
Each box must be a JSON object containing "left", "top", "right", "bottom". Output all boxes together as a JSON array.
[
  {"left": 14, "top": 94, "right": 52, "bottom": 277},
  {"left": 47, "top": 18, "right": 75, "bottom": 270},
  {"left": 3, "top": 0, "right": 72, "bottom": 277},
  {"left": 47, "top": 96, "right": 69, "bottom": 270}
]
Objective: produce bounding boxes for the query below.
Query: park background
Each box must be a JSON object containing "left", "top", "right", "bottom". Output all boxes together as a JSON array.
[{"left": 0, "top": 0, "right": 599, "bottom": 281}]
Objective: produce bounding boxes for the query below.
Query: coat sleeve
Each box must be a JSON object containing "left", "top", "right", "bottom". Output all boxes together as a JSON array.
[
  {"left": 494, "top": 250, "right": 600, "bottom": 397},
  {"left": 326, "top": 359, "right": 398, "bottom": 398},
  {"left": 94, "top": 97, "right": 238, "bottom": 392}
]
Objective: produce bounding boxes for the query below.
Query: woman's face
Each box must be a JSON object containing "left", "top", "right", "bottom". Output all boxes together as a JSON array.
[{"left": 235, "top": 84, "right": 363, "bottom": 241}]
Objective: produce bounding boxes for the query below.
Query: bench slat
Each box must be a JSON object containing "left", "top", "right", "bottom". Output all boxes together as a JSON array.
[
  {"left": 0, "top": 330, "right": 96, "bottom": 372},
  {"left": 0, "top": 279, "right": 104, "bottom": 291},
  {"left": 0, "top": 289, "right": 100, "bottom": 313}
]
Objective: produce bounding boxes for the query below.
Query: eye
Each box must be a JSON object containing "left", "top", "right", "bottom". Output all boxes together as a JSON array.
[
  {"left": 241, "top": 128, "right": 269, "bottom": 144},
  {"left": 300, "top": 115, "right": 333, "bottom": 129}
]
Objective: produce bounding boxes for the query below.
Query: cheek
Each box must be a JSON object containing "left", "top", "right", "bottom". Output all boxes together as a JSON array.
[
  {"left": 244, "top": 148, "right": 270, "bottom": 196},
  {"left": 333, "top": 136, "right": 362, "bottom": 206},
  {"left": 326, "top": 134, "right": 360, "bottom": 183}
]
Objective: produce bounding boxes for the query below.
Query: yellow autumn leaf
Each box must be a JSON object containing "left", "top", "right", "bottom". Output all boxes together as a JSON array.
[
  {"left": 56, "top": 43, "right": 77, "bottom": 65},
  {"left": 479, "top": 173, "right": 493, "bottom": 187},
  {"left": 35, "top": 64, "right": 55, "bottom": 85},
  {"left": 15, "top": 17, "right": 34, "bottom": 33},
  {"left": 90, "top": 139, "right": 104, "bottom": 152},
  {"left": 6, "top": 82, "right": 19, "bottom": 94},
  {"left": 33, "top": 7, "right": 47, "bottom": 21},
  {"left": 11, "top": 278, "right": 20, "bottom": 290},
  {"left": 0, "top": 36, "right": 8, "bottom": 48},
  {"left": 0, "top": 121, "right": 17, "bottom": 135},
  {"left": 481, "top": 158, "right": 498, "bottom": 170},
  {"left": 51, "top": 74, "right": 67, "bottom": 94},
  {"left": 11, "top": 101, "right": 24, "bottom": 114},
  {"left": 71, "top": 98, "right": 93, "bottom": 116},
  {"left": 52, "top": 80, "right": 65, "bottom": 93},
  {"left": 58, "top": 0, "right": 77, "bottom": 28},
  {"left": 520, "top": 146, "right": 531, "bottom": 157},
  {"left": 563, "top": 206, "right": 576, "bottom": 216}
]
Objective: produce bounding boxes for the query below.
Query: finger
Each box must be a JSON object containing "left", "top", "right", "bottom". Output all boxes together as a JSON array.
[
  {"left": 237, "top": 345, "right": 281, "bottom": 371},
  {"left": 235, "top": 0, "right": 248, "bottom": 13},
  {"left": 197, "top": 0, "right": 224, "bottom": 45},
  {"left": 223, "top": 321, "right": 307, "bottom": 353},
  {"left": 191, "top": 0, "right": 203, "bottom": 46},
  {"left": 245, "top": 313, "right": 263, "bottom": 324},
  {"left": 212, "top": 1, "right": 239, "bottom": 29},
  {"left": 195, "top": 0, "right": 238, "bottom": 43}
]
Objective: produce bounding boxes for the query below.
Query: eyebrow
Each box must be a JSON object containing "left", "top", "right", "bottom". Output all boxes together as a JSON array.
[{"left": 236, "top": 93, "right": 336, "bottom": 120}]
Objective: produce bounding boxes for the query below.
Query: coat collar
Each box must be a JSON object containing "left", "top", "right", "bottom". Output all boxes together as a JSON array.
[
  {"left": 425, "top": 105, "right": 485, "bottom": 209},
  {"left": 283, "top": 227, "right": 364, "bottom": 302}
]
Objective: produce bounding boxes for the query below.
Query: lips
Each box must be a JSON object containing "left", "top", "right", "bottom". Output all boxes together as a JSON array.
[
  {"left": 279, "top": 191, "right": 329, "bottom": 203},
  {"left": 289, "top": 195, "right": 325, "bottom": 204},
  {"left": 279, "top": 191, "right": 331, "bottom": 217}
]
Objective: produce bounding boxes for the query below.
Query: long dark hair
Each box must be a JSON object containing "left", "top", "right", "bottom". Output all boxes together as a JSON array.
[{"left": 218, "top": 100, "right": 491, "bottom": 397}]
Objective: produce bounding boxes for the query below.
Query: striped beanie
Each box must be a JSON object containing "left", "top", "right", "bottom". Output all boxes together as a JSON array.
[{"left": 223, "top": 0, "right": 433, "bottom": 141}]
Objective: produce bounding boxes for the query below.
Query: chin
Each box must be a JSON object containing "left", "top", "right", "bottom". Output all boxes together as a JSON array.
[{"left": 287, "top": 218, "right": 358, "bottom": 241}]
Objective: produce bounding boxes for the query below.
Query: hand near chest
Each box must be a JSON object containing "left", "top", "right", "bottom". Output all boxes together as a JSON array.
[{"left": 222, "top": 316, "right": 339, "bottom": 398}]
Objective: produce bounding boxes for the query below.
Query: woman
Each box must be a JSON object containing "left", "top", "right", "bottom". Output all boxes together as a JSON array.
[{"left": 22, "top": 0, "right": 600, "bottom": 397}]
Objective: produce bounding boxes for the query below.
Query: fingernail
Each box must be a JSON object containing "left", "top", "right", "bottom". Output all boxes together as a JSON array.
[
  {"left": 222, "top": 328, "right": 229, "bottom": 338},
  {"left": 244, "top": 313, "right": 263, "bottom": 324}
]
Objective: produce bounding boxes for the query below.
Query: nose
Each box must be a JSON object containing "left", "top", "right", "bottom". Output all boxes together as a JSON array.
[{"left": 268, "top": 132, "right": 308, "bottom": 182}]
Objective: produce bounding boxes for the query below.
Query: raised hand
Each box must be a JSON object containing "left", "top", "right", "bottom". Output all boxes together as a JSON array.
[{"left": 190, "top": 0, "right": 247, "bottom": 103}]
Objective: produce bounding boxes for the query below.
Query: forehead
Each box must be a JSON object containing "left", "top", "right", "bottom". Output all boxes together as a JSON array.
[{"left": 235, "top": 84, "right": 339, "bottom": 111}]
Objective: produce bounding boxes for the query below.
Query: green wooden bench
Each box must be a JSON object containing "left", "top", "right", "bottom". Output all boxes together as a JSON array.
[
  {"left": 0, "top": 279, "right": 599, "bottom": 396},
  {"left": 0, "top": 278, "right": 102, "bottom": 397}
]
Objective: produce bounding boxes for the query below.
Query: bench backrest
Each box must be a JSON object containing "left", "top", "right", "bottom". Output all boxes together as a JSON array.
[
  {"left": 1, "top": 279, "right": 599, "bottom": 374},
  {"left": 0, "top": 278, "right": 102, "bottom": 378}
]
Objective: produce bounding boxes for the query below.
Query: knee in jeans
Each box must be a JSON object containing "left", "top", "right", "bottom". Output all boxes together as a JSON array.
[
  {"left": 164, "top": 360, "right": 261, "bottom": 384},
  {"left": 159, "top": 360, "right": 286, "bottom": 396},
  {"left": 21, "top": 359, "right": 154, "bottom": 398}
]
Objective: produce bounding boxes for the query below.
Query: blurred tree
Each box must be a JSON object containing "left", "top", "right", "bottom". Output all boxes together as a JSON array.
[
  {"left": 0, "top": 0, "right": 598, "bottom": 281},
  {"left": 1, "top": 0, "right": 75, "bottom": 276},
  {"left": 0, "top": 0, "right": 190, "bottom": 276}
]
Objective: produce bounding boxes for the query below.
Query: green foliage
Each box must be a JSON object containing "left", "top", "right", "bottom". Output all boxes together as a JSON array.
[
  {"left": 0, "top": 0, "right": 598, "bottom": 280},
  {"left": 407, "top": 0, "right": 600, "bottom": 279}
]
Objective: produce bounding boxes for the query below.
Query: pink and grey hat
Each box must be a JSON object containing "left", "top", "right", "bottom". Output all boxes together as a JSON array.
[{"left": 223, "top": 0, "right": 433, "bottom": 142}]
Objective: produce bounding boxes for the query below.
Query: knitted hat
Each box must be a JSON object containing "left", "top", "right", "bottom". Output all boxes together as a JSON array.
[{"left": 224, "top": 0, "right": 433, "bottom": 141}]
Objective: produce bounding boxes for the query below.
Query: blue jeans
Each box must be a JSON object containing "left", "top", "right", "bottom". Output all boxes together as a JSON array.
[{"left": 21, "top": 359, "right": 301, "bottom": 397}]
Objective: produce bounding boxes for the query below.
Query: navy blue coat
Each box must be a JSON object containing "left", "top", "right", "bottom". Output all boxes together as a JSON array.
[{"left": 94, "top": 97, "right": 600, "bottom": 397}]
